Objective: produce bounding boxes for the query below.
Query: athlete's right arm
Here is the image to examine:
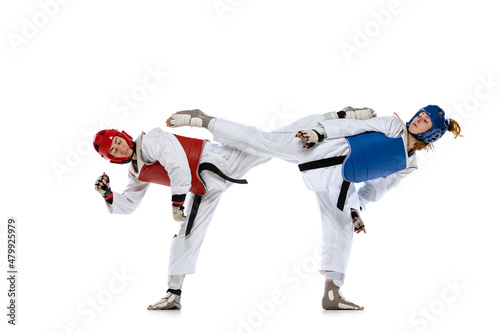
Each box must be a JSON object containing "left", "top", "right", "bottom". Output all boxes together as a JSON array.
[
  {"left": 95, "top": 172, "right": 150, "bottom": 214},
  {"left": 357, "top": 167, "right": 416, "bottom": 212}
]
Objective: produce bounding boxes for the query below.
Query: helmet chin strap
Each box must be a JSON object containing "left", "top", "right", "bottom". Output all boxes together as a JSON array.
[
  {"left": 406, "top": 126, "right": 420, "bottom": 157},
  {"left": 408, "top": 129, "right": 425, "bottom": 142},
  {"left": 121, "top": 141, "right": 137, "bottom": 164},
  {"left": 407, "top": 124, "right": 421, "bottom": 140}
]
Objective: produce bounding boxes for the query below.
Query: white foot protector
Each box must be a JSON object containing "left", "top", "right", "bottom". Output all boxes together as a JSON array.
[
  {"left": 343, "top": 106, "right": 375, "bottom": 120},
  {"left": 322, "top": 280, "right": 364, "bottom": 310},
  {"left": 322, "top": 106, "right": 376, "bottom": 120},
  {"left": 147, "top": 290, "right": 182, "bottom": 310},
  {"left": 169, "top": 109, "right": 212, "bottom": 128}
]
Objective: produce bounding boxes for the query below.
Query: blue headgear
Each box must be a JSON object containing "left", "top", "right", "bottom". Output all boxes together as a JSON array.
[{"left": 407, "top": 105, "right": 449, "bottom": 143}]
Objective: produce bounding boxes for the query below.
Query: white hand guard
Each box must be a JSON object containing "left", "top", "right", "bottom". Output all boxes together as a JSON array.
[
  {"left": 296, "top": 126, "right": 325, "bottom": 149},
  {"left": 351, "top": 208, "right": 366, "bottom": 233},
  {"left": 95, "top": 173, "right": 110, "bottom": 196},
  {"left": 172, "top": 204, "right": 187, "bottom": 222},
  {"left": 95, "top": 173, "right": 113, "bottom": 203}
]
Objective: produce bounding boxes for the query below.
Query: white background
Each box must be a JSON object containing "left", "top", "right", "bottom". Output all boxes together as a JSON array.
[{"left": 1, "top": 0, "right": 499, "bottom": 332}]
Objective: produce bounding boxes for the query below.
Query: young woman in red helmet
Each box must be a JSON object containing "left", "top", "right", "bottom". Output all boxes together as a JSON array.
[
  {"left": 167, "top": 105, "right": 462, "bottom": 310},
  {"left": 93, "top": 127, "right": 270, "bottom": 310}
]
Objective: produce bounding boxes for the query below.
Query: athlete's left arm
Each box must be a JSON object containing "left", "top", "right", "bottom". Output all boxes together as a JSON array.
[
  {"left": 319, "top": 114, "right": 404, "bottom": 139},
  {"left": 357, "top": 167, "right": 416, "bottom": 212}
]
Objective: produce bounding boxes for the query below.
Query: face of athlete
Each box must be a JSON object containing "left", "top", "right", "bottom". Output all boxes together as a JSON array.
[
  {"left": 109, "top": 136, "right": 133, "bottom": 158},
  {"left": 409, "top": 111, "right": 433, "bottom": 135}
]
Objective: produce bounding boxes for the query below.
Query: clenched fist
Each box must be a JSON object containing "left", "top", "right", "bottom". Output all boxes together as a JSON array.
[{"left": 95, "top": 172, "right": 113, "bottom": 203}]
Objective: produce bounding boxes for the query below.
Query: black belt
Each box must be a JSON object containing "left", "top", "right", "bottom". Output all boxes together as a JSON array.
[
  {"left": 298, "top": 155, "right": 350, "bottom": 211},
  {"left": 185, "top": 163, "right": 248, "bottom": 236},
  {"left": 298, "top": 156, "right": 346, "bottom": 172},
  {"left": 185, "top": 194, "right": 202, "bottom": 236},
  {"left": 198, "top": 163, "right": 248, "bottom": 184},
  {"left": 337, "top": 180, "right": 351, "bottom": 211}
]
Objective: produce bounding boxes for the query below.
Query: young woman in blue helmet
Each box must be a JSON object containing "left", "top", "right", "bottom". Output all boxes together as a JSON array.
[{"left": 166, "top": 105, "right": 462, "bottom": 310}]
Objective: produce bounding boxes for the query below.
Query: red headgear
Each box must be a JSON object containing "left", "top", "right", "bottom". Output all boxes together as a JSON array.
[{"left": 93, "top": 129, "right": 135, "bottom": 164}]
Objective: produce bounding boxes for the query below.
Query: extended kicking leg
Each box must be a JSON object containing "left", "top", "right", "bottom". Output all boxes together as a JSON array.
[{"left": 167, "top": 106, "right": 375, "bottom": 131}]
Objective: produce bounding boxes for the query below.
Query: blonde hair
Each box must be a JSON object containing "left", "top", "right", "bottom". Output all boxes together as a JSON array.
[{"left": 413, "top": 118, "right": 463, "bottom": 152}]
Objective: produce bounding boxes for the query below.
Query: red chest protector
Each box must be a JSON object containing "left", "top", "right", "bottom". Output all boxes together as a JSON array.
[{"left": 131, "top": 133, "right": 207, "bottom": 195}]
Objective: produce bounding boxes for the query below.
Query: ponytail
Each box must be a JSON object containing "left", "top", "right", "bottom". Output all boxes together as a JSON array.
[
  {"left": 412, "top": 118, "right": 462, "bottom": 152},
  {"left": 448, "top": 118, "right": 462, "bottom": 138}
]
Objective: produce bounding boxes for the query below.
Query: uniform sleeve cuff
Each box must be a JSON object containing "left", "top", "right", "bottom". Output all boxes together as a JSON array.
[
  {"left": 105, "top": 192, "right": 114, "bottom": 204},
  {"left": 172, "top": 194, "right": 186, "bottom": 206}
]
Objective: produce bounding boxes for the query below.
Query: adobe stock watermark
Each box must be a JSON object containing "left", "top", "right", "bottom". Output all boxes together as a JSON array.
[
  {"left": 446, "top": 73, "right": 499, "bottom": 124},
  {"left": 0, "top": 229, "right": 7, "bottom": 257},
  {"left": 236, "top": 239, "right": 322, "bottom": 333},
  {"left": 52, "top": 267, "right": 134, "bottom": 333},
  {"left": 397, "top": 278, "right": 466, "bottom": 333},
  {"left": 51, "top": 64, "right": 169, "bottom": 182},
  {"left": 339, "top": 0, "right": 416, "bottom": 64},
  {"left": 213, "top": 0, "right": 245, "bottom": 21},
  {"left": 417, "top": 73, "right": 498, "bottom": 167},
  {"left": 7, "top": 0, "right": 72, "bottom": 54},
  {"left": 260, "top": 105, "right": 298, "bottom": 132}
]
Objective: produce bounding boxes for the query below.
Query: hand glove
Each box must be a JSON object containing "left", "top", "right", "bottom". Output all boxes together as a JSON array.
[
  {"left": 95, "top": 173, "right": 113, "bottom": 203},
  {"left": 172, "top": 204, "right": 187, "bottom": 222},
  {"left": 351, "top": 208, "right": 366, "bottom": 234},
  {"left": 296, "top": 126, "right": 325, "bottom": 149},
  {"left": 172, "top": 194, "right": 187, "bottom": 222}
]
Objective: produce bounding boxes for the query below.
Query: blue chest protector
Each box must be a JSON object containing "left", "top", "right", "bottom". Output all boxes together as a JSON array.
[{"left": 342, "top": 131, "right": 407, "bottom": 183}]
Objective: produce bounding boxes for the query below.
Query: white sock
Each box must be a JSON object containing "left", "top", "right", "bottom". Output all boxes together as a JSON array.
[
  {"left": 333, "top": 279, "right": 343, "bottom": 288},
  {"left": 320, "top": 111, "right": 340, "bottom": 120},
  {"left": 207, "top": 118, "right": 216, "bottom": 132},
  {"left": 325, "top": 271, "right": 344, "bottom": 282},
  {"left": 168, "top": 275, "right": 185, "bottom": 289}
]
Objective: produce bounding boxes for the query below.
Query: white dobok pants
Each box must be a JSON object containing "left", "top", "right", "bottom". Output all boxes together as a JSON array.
[
  {"left": 168, "top": 143, "right": 270, "bottom": 276},
  {"left": 212, "top": 116, "right": 359, "bottom": 277}
]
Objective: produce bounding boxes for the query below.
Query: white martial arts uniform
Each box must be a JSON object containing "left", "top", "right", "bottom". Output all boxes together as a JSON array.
[
  {"left": 211, "top": 114, "right": 417, "bottom": 278},
  {"left": 105, "top": 127, "right": 270, "bottom": 277}
]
